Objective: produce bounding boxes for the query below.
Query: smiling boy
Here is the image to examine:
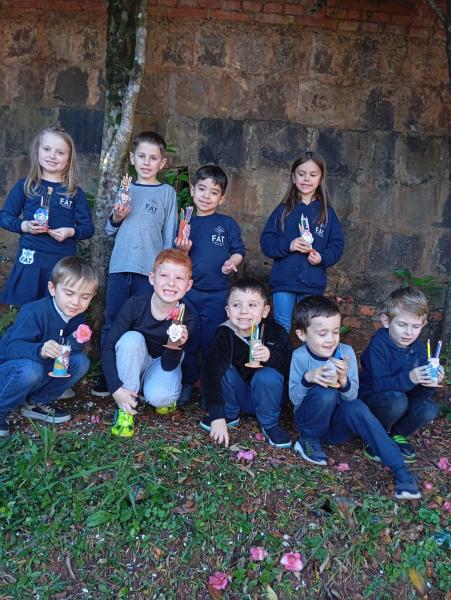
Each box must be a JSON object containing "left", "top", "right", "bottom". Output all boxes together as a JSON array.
[
  {"left": 175, "top": 165, "right": 245, "bottom": 405},
  {"left": 289, "top": 295, "right": 421, "bottom": 500},
  {"left": 359, "top": 286, "right": 441, "bottom": 461},
  {"left": 200, "top": 279, "right": 292, "bottom": 449},
  {"left": 101, "top": 249, "right": 195, "bottom": 419},
  {"left": 0, "top": 257, "right": 98, "bottom": 436}
]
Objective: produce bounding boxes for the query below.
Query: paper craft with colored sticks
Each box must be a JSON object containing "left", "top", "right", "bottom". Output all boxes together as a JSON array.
[
  {"left": 245, "top": 322, "right": 264, "bottom": 368},
  {"left": 298, "top": 214, "right": 314, "bottom": 251},
  {"left": 114, "top": 174, "right": 133, "bottom": 207},
  {"left": 427, "top": 339, "right": 443, "bottom": 387},
  {"left": 177, "top": 206, "right": 194, "bottom": 241},
  {"left": 49, "top": 329, "right": 72, "bottom": 377},
  {"left": 163, "top": 303, "right": 185, "bottom": 350},
  {"left": 34, "top": 186, "right": 53, "bottom": 226}
]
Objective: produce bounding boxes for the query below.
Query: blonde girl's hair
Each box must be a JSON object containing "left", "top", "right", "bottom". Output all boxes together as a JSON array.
[
  {"left": 280, "top": 150, "right": 333, "bottom": 230},
  {"left": 24, "top": 126, "right": 78, "bottom": 196}
]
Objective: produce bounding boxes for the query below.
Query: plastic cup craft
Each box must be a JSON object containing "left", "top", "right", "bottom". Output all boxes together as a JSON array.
[
  {"left": 426, "top": 339, "right": 442, "bottom": 388},
  {"left": 34, "top": 186, "right": 53, "bottom": 227},
  {"left": 114, "top": 174, "right": 132, "bottom": 208},
  {"left": 299, "top": 214, "right": 314, "bottom": 252},
  {"left": 163, "top": 303, "right": 185, "bottom": 350},
  {"left": 177, "top": 206, "right": 194, "bottom": 241},
  {"left": 49, "top": 336, "right": 71, "bottom": 378},
  {"left": 245, "top": 323, "right": 263, "bottom": 368}
]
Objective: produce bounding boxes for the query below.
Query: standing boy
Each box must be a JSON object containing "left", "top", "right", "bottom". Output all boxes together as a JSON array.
[
  {"left": 200, "top": 279, "right": 292, "bottom": 449},
  {"left": 359, "top": 286, "right": 441, "bottom": 461},
  {"left": 175, "top": 165, "right": 245, "bottom": 405},
  {"left": 289, "top": 295, "right": 421, "bottom": 500},
  {"left": 92, "top": 131, "right": 178, "bottom": 397},
  {"left": 101, "top": 249, "right": 195, "bottom": 422},
  {"left": 0, "top": 257, "right": 98, "bottom": 436}
]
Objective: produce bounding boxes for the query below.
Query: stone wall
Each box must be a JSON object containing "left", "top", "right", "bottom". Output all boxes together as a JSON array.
[{"left": 0, "top": 0, "right": 449, "bottom": 311}]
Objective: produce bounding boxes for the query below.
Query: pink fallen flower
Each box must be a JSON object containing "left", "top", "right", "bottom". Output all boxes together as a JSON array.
[
  {"left": 423, "top": 482, "right": 433, "bottom": 490},
  {"left": 237, "top": 450, "right": 255, "bottom": 462},
  {"left": 336, "top": 463, "right": 350, "bottom": 472},
  {"left": 73, "top": 324, "right": 92, "bottom": 344},
  {"left": 442, "top": 501, "right": 451, "bottom": 512},
  {"left": 250, "top": 546, "right": 268, "bottom": 561},
  {"left": 208, "top": 571, "right": 231, "bottom": 590},
  {"left": 90, "top": 415, "right": 101, "bottom": 424},
  {"left": 255, "top": 432, "right": 266, "bottom": 441},
  {"left": 428, "top": 502, "right": 439, "bottom": 509},
  {"left": 437, "top": 457, "right": 451, "bottom": 472},
  {"left": 280, "top": 552, "right": 304, "bottom": 572}
]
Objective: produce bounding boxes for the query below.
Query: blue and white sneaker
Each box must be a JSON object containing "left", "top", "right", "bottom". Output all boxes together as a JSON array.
[
  {"left": 199, "top": 415, "right": 240, "bottom": 432},
  {"left": 262, "top": 425, "right": 292, "bottom": 449},
  {"left": 294, "top": 438, "right": 327, "bottom": 465}
]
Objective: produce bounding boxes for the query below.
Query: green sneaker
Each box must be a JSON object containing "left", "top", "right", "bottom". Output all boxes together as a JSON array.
[
  {"left": 111, "top": 409, "right": 135, "bottom": 437},
  {"left": 391, "top": 434, "right": 416, "bottom": 462},
  {"left": 155, "top": 401, "right": 177, "bottom": 415}
]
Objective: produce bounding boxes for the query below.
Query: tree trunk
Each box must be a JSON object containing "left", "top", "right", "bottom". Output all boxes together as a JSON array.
[{"left": 90, "top": 0, "right": 148, "bottom": 349}]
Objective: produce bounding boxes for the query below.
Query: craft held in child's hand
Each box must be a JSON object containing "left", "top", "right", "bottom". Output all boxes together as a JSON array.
[
  {"left": 49, "top": 329, "right": 72, "bottom": 378},
  {"left": 177, "top": 206, "right": 194, "bottom": 241},
  {"left": 323, "top": 358, "right": 340, "bottom": 387},
  {"left": 114, "top": 174, "right": 132, "bottom": 208},
  {"left": 34, "top": 186, "right": 53, "bottom": 226},
  {"left": 299, "top": 214, "right": 314, "bottom": 251},
  {"left": 245, "top": 322, "right": 264, "bottom": 369},
  {"left": 163, "top": 303, "right": 185, "bottom": 349}
]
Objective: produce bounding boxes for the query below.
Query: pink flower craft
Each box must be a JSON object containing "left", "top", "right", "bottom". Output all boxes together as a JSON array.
[
  {"left": 208, "top": 571, "right": 231, "bottom": 590},
  {"left": 237, "top": 450, "right": 255, "bottom": 462},
  {"left": 73, "top": 324, "right": 92, "bottom": 344},
  {"left": 437, "top": 457, "right": 451, "bottom": 473},
  {"left": 167, "top": 306, "right": 181, "bottom": 321},
  {"left": 336, "top": 463, "right": 350, "bottom": 472},
  {"left": 250, "top": 546, "right": 268, "bottom": 561},
  {"left": 280, "top": 552, "right": 304, "bottom": 572}
]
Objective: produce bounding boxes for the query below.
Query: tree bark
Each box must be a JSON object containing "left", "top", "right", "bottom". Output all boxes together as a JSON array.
[
  {"left": 90, "top": 0, "right": 148, "bottom": 345},
  {"left": 426, "top": 0, "right": 451, "bottom": 83}
]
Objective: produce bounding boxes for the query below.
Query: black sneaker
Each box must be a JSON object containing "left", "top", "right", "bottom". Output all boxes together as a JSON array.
[
  {"left": 391, "top": 434, "right": 416, "bottom": 462},
  {"left": 363, "top": 444, "right": 381, "bottom": 462},
  {"left": 199, "top": 415, "right": 240, "bottom": 432},
  {"left": 177, "top": 384, "right": 194, "bottom": 407},
  {"left": 262, "top": 425, "right": 292, "bottom": 449},
  {"left": 0, "top": 415, "right": 10, "bottom": 437},
  {"left": 91, "top": 375, "right": 110, "bottom": 398},
  {"left": 58, "top": 387, "right": 75, "bottom": 400},
  {"left": 394, "top": 468, "right": 421, "bottom": 500},
  {"left": 21, "top": 403, "right": 71, "bottom": 424},
  {"left": 294, "top": 438, "right": 327, "bottom": 465}
]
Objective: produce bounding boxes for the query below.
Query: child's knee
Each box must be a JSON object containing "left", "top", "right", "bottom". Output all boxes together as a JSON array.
[
  {"left": 252, "top": 367, "right": 283, "bottom": 390},
  {"left": 115, "top": 330, "right": 146, "bottom": 352},
  {"left": 70, "top": 353, "right": 90, "bottom": 377},
  {"left": 382, "top": 391, "right": 409, "bottom": 420},
  {"left": 414, "top": 398, "right": 439, "bottom": 423},
  {"left": 309, "top": 385, "right": 338, "bottom": 408},
  {"left": 20, "top": 360, "right": 46, "bottom": 388}
]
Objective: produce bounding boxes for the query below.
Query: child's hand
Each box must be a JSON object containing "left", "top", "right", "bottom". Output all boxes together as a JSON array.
[
  {"left": 174, "top": 237, "right": 192, "bottom": 253},
  {"left": 409, "top": 365, "right": 433, "bottom": 385},
  {"left": 21, "top": 220, "right": 48, "bottom": 235},
  {"left": 47, "top": 227, "right": 75, "bottom": 242},
  {"left": 331, "top": 357, "right": 349, "bottom": 387},
  {"left": 422, "top": 365, "right": 445, "bottom": 387},
  {"left": 41, "top": 340, "right": 61, "bottom": 359},
  {"left": 113, "top": 386, "right": 138, "bottom": 414},
  {"left": 112, "top": 203, "right": 131, "bottom": 223},
  {"left": 308, "top": 250, "right": 321, "bottom": 265},
  {"left": 210, "top": 418, "right": 229, "bottom": 447},
  {"left": 221, "top": 259, "right": 238, "bottom": 275},
  {"left": 252, "top": 343, "right": 270, "bottom": 363},
  {"left": 178, "top": 324, "right": 189, "bottom": 346},
  {"left": 290, "top": 237, "right": 311, "bottom": 254},
  {"left": 304, "top": 367, "right": 332, "bottom": 388}
]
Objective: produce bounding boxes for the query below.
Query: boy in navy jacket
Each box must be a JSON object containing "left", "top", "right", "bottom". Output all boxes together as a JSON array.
[
  {"left": 0, "top": 257, "right": 98, "bottom": 436},
  {"left": 359, "top": 287, "right": 442, "bottom": 462},
  {"left": 175, "top": 165, "right": 245, "bottom": 405}
]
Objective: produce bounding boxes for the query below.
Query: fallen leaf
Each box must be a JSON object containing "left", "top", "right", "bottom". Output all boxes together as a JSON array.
[
  {"left": 173, "top": 500, "right": 197, "bottom": 514},
  {"left": 409, "top": 568, "right": 425, "bottom": 593},
  {"left": 267, "top": 584, "right": 278, "bottom": 599}
]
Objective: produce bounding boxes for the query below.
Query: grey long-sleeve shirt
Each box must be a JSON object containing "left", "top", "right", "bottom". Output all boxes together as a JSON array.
[
  {"left": 106, "top": 182, "right": 178, "bottom": 276},
  {"left": 289, "top": 343, "right": 359, "bottom": 410}
]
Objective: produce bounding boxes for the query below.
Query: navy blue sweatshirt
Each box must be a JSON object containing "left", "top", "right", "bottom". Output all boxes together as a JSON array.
[
  {"left": 188, "top": 213, "right": 245, "bottom": 291},
  {"left": 359, "top": 328, "right": 434, "bottom": 400},
  {"left": 202, "top": 318, "right": 292, "bottom": 420},
  {"left": 102, "top": 294, "right": 196, "bottom": 394},
  {"left": 260, "top": 199, "right": 344, "bottom": 294},
  {"left": 0, "top": 296, "right": 87, "bottom": 366},
  {"left": 0, "top": 178, "right": 94, "bottom": 256}
]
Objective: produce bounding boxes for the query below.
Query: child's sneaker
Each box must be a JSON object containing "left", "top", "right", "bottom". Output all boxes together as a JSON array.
[
  {"left": 262, "top": 425, "right": 292, "bottom": 449},
  {"left": 111, "top": 409, "right": 135, "bottom": 437},
  {"left": 391, "top": 434, "right": 416, "bottom": 461},
  {"left": 199, "top": 415, "right": 240, "bottom": 432},
  {"left": 21, "top": 403, "right": 71, "bottom": 424},
  {"left": 177, "top": 384, "right": 194, "bottom": 407},
  {"left": 155, "top": 402, "right": 177, "bottom": 415},
  {"left": 0, "top": 415, "right": 10, "bottom": 437},
  {"left": 294, "top": 438, "right": 327, "bottom": 465},
  {"left": 393, "top": 467, "right": 421, "bottom": 500},
  {"left": 363, "top": 444, "right": 381, "bottom": 462},
  {"left": 58, "top": 388, "right": 75, "bottom": 400},
  {"left": 91, "top": 375, "right": 110, "bottom": 398}
]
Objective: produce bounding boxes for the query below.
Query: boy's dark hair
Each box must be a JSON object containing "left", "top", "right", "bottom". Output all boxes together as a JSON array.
[
  {"left": 131, "top": 131, "right": 167, "bottom": 157},
  {"left": 292, "top": 295, "right": 340, "bottom": 333},
  {"left": 227, "top": 278, "right": 269, "bottom": 305},
  {"left": 191, "top": 165, "right": 228, "bottom": 195},
  {"left": 382, "top": 286, "right": 428, "bottom": 320},
  {"left": 51, "top": 256, "right": 98, "bottom": 289}
]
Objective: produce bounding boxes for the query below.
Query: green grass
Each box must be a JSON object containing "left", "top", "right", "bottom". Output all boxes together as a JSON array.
[{"left": 0, "top": 421, "right": 449, "bottom": 599}]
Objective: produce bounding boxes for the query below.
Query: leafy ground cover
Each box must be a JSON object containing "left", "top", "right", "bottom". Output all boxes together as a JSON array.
[{"left": 0, "top": 380, "right": 449, "bottom": 599}]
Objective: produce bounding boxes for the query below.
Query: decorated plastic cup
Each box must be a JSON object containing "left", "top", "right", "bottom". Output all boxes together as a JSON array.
[
  {"left": 428, "top": 357, "right": 440, "bottom": 384},
  {"left": 246, "top": 338, "right": 262, "bottom": 368}
]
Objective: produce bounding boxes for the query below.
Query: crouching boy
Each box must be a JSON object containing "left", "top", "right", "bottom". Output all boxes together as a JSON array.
[
  {"left": 200, "top": 279, "right": 292, "bottom": 449},
  {"left": 0, "top": 256, "right": 98, "bottom": 436},
  {"left": 101, "top": 249, "right": 195, "bottom": 432},
  {"left": 289, "top": 295, "right": 421, "bottom": 500}
]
